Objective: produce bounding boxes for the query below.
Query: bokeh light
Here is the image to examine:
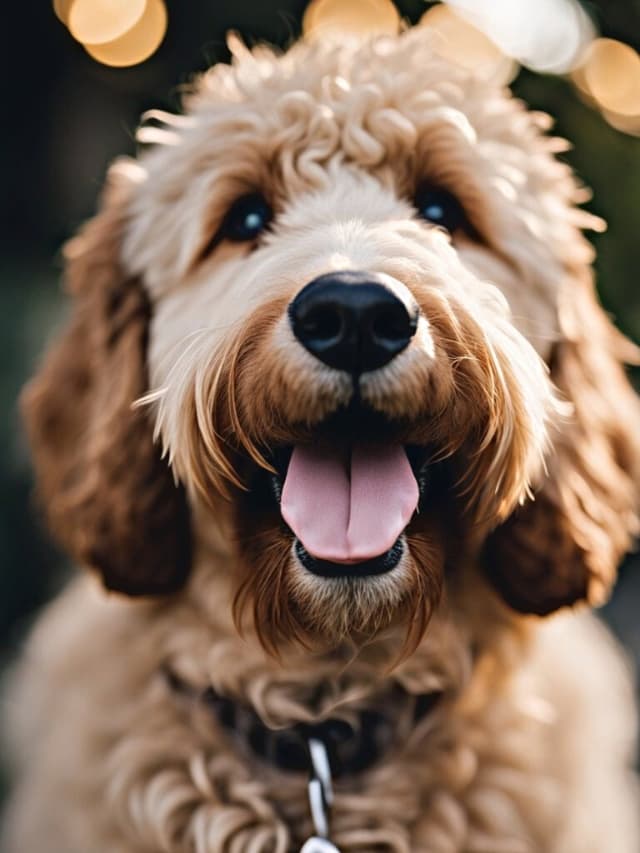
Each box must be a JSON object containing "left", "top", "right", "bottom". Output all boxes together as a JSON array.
[
  {"left": 582, "top": 39, "right": 640, "bottom": 116},
  {"left": 52, "top": 0, "right": 168, "bottom": 68},
  {"left": 571, "top": 38, "right": 640, "bottom": 137},
  {"left": 68, "top": 0, "right": 147, "bottom": 46},
  {"left": 83, "top": 0, "right": 167, "bottom": 68},
  {"left": 445, "top": 0, "right": 594, "bottom": 74},
  {"left": 419, "top": 4, "right": 517, "bottom": 84},
  {"left": 602, "top": 109, "right": 640, "bottom": 137},
  {"left": 53, "top": 0, "right": 74, "bottom": 24},
  {"left": 50, "top": 0, "right": 640, "bottom": 138},
  {"left": 303, "top": 0, "right": 400, "bottom": 40}
]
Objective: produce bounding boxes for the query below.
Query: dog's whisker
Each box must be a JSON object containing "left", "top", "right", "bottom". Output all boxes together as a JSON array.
[{"left": 140, "top": 109, "right": 197, "bottom": 129}]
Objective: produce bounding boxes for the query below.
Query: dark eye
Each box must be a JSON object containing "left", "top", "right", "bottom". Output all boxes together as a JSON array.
[
  {"left": 414, "top": 184, "right": 469, "bottom": 235},
  {"left": 220, "top": 193, "right": 273, "bottom": 243}
]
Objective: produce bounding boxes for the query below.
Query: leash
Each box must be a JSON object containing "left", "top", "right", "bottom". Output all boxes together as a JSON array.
[{"left": 300, "top": 737, "right": 341, "bottom": 852}]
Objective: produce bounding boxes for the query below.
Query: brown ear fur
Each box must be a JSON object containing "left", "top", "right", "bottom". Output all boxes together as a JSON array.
[
  {"left": 484, "top": 269, "right": 640, "bottom": 615},
  {"left": 22, "top": 168, "right": 191, "bottom": 595}
]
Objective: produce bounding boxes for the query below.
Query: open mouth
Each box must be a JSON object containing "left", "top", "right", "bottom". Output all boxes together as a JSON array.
[{"left": 253, "top": 406, "right": 431, "bottom": 579}]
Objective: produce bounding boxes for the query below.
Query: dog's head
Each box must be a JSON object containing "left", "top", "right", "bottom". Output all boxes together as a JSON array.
[{"left": 24, "top": 30, "right": 640, "bottom": 654}]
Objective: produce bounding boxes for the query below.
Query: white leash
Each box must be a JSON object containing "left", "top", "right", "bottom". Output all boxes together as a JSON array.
[{"left": 299, "top": 737, "right": 342, "bottom": 852}]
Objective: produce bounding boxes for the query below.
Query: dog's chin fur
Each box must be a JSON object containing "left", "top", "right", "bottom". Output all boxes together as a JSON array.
[
  {"left": 232, "top": 515, "right": 446, "bottom": 657},
  {"left": 5, "top": 26, "right": 640, "bottom": 853}
]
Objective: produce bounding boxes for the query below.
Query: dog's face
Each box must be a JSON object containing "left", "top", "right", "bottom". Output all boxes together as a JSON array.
[{"left": 24, "top": 31, "right": 640, "bottom": 654}]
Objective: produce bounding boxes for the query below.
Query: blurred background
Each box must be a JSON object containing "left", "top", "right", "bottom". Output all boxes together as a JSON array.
[{"left": 1, "top": 0, "right": 639, "bottom": 777}]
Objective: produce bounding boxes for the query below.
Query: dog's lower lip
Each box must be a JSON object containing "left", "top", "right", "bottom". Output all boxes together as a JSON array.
[{"left": 294, "top": 537, "right": 404, "bottom": 578}]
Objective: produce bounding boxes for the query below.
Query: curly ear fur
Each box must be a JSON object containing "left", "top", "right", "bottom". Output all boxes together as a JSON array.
[
  {"left": 484, "top": 268, "right": 640, "bottom": 615},
  {"left": 22, "top": 168, "right": 191, "bottom": 596}
]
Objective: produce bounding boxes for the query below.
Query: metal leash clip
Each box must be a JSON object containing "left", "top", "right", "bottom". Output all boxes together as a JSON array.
[{"left": 299, "top": 737, "right": 342, "bottom": 853}]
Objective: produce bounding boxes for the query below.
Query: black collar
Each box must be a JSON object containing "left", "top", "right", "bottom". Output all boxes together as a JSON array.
[{"left": 165, "top": 669, "right": 441, "bottom": 779}]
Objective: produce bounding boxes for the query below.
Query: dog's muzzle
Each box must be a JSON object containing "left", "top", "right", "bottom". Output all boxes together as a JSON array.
[{"left": 270, "top": 273, "right": 423, "bottom": 579}]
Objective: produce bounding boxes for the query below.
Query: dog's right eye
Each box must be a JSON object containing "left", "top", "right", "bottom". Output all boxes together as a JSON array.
[
  {"left": 219, "top": 193, "right": 273, "bottom": 243},
  {"left": 414, "top": 184, "right": 470, "bottom": 235}
]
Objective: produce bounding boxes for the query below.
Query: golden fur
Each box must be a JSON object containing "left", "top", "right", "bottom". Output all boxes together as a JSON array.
[{"left": 3, "top": 28, "right": 640, "bottom": 852}]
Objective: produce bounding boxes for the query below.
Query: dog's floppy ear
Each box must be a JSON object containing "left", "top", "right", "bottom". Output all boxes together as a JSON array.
[
  {"left": 22, "top": 166, "right": 191, "bottom": 596},
  {"left": 484, "top": 266, "right": 640, "bottom": 615}
]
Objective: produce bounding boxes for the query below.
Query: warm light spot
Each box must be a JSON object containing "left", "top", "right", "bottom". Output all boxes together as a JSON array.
[
  {"left": 68, "top": 0, "right": 146, "bottom": 45},
  {"left": 419, "top": 4, "right": 516, "bottom": 84},
  {"left": 84, "top": 0, "right": 167, "bottom": 67},
  {"left": 602, "top": 109, "right": 640, "bottom": 138},
  {"left": 581, "top": 38, "right": 640, "bottom": 117},
  {"left": 53, "top": 0, "right": 75, "bottom": 24},
  {"left": 570, "top": 58, "right": 595, "bottom": 100},
  {"left": 303, "top": 0, "right": 400, "bottom": 40}
]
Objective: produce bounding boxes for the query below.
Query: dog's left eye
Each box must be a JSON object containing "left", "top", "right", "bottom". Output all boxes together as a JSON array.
[
  {"left": 414, "top": 184, "right": 469, "bottom": 235},
  {"left": 220, "top": 193, "right": 273, "bottom": 243}
]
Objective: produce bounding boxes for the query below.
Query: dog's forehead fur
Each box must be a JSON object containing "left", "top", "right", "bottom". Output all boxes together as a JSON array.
[{"left": 122, "top": 29, "right": 597, "bottom": 314}]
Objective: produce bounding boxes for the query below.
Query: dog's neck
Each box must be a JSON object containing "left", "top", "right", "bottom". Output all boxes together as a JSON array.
[{"left": 164, "top": 667, "right": 443, "bottom": 779}]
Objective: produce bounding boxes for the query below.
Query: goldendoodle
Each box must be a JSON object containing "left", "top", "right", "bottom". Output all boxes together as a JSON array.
[{"left": 3, "top": 27, "right": 640, "bottom": 853}]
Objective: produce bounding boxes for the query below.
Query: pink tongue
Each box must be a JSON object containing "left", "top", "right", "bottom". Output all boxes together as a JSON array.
[{"left": 281, "top": 443, "right": 419, "bottom": 564}]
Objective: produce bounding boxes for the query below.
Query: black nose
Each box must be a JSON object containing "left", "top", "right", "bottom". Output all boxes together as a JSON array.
[{"left": 288, "top": 271, "right": 419, "bottom": 374}]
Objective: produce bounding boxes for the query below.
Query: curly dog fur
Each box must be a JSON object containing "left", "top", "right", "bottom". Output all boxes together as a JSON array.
[{"left": 3, "top": 28, "right": 640, "bottom": 852}]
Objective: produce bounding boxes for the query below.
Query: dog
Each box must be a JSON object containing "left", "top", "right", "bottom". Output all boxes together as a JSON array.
[{"left": 3, "top": 26, "right": 640, "bottom": 852}]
